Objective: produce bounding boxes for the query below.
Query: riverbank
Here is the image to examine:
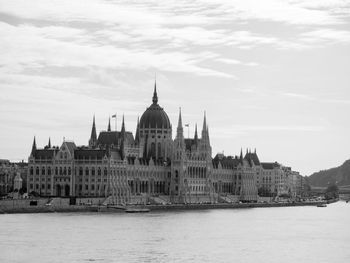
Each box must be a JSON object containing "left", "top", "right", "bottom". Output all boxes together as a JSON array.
[{"left": 0, "top": 199, "right": 337, "bottom": 214}]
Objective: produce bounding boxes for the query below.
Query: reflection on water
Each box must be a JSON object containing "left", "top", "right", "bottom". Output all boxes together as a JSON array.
[{"left": 1, "top": 202, "right": 350, "bottom": 263}]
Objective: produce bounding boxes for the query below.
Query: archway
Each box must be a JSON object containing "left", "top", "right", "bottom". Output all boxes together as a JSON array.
[
  {"left": 56, "top": 185, "right": 62, "bottom": 197},
  {"left": 64, "top": 185, "right": 70, "bottom": 197}
]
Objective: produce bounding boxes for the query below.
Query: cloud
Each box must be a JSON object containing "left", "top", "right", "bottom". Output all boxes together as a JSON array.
[{"left": 300, "top": 28, "right": 350, "bottom": 44}]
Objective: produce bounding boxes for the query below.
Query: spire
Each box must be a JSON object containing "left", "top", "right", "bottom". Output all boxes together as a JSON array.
[
  {"left": 121, "top": 114, "right": 125, "bottom": 135},
  {"left": 89, "top": 115, "right": 97, "bottom": 148},
  {"left": 176, "top": 108, "right": 184, "bottom": 139},
  {"left": 178, "top": 108, "right": 183, "bottom": 129},
  {"left": 240, "top": 148, "right": 243, "bottom": 159},
  {"left": 152, "top": 81, "right": 158, "bottom": 105},
  {"left": 202, "top": 111, "right": 207, "bottom": 134},
  {"left": 194, "top": 123, "right": 198, "bottom": 143},
  {"left": 48, "top": 137, "right": 51, "bottom": 148},
  {"left": 135, "top": 116, "right": 140, "bottom": 143},
  {"left": 31, "top": 136, "right": 36, "bottom": 155},
  {"left": 107, "top": 117, "right": 111, "bottom": 132}
]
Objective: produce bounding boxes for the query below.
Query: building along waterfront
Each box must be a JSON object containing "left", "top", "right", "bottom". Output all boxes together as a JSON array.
[{"left": 27, "top": 84, "right": 303, "bottom": 205}]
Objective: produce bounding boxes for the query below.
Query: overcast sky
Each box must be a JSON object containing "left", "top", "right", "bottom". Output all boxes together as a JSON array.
[{"left": 0, "top": 0, "right": 349, "bottom": 175}]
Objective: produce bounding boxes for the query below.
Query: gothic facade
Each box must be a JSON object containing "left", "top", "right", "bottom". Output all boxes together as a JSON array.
[{"left": 27, "top": 85, "right": 263, "bottom": 204}]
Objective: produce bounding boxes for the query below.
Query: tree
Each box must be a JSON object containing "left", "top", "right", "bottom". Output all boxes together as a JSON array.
[{"left": 325, "top": 184, "right": 339, "bottom": 200}]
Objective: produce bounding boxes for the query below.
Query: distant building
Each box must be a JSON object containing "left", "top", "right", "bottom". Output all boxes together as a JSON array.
[
  {"left": 0, "top": 159, "right": 27, "bottom": 196},
  {"left": 27, "top": 84, "right": 301, "bottom": 204}
]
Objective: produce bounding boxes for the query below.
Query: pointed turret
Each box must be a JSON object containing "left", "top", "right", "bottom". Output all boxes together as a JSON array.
[
  {"left": 194, "top": 123, "right": 198, "bottom": 144},
  {"left": 240, "top": 148, "right": 243, "bottom": 159},
  {"left": 107, "top": 117, "right": 111, "bottom": 132},
  {"left": 176, "top": 108, "right": 184, "bottom": 139},
  {"left": 48, "top": 137, "right": 51, "bottom": 148},
  {"left": 89, "top": 115, "right": 97, "bottom": 148},
  {"left": 202, "top": 111, "right": 207, "bottom": 135},
  {"left": 135, "top": 116, "right": 140, "bottom": 144},
  {"left": 152, "top": 81, "right": 158, "bottom": 105},
  {"left": 121, "top": 114, "right": 125, "bottom": 135},
  {"left": 31, "top": 136, "right": 36, "bottom": 155}
]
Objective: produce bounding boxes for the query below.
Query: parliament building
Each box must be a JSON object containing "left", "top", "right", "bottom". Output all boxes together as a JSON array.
[{"left": 27, "top": 84, "right": 301, "bottom": 205}]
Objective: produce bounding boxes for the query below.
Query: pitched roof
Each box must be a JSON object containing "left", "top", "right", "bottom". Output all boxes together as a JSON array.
[
  {"left": 64, "top": 141, "right": 76, "bottom": 155},
  {"left": 244, "top": 152, "right": 260, "bottom": 165},
  {"left": 74, "top": 149, "right": 107, "bottom": 160},
  {"left": 98, "top": 131, "right": 119, "bottom": 146},
  {"left": 33, "top": 149, "right": 58, "bottom": 160},
  {"left": 97, "top": 131, "right": 135, "bottom": 147},
  {"left": 261, "top": 162, "right": 280, "bottom": 170},
  {"left": 213, "top": 154, "right": 241, "bottom": 169}
]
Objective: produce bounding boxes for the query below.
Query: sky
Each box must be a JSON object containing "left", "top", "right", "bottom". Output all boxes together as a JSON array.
[{"left": 0, "top": 0, "right": 349, "bottom": 175}]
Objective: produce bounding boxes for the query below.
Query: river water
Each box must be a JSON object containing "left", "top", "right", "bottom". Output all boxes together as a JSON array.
[{"left": 0, "top": 201, "right": 349, "bottom": 263}]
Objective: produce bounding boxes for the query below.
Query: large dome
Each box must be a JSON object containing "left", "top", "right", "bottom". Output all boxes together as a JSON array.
[{"left": 140, "top": 86, "right": 171, "bottom": 129}]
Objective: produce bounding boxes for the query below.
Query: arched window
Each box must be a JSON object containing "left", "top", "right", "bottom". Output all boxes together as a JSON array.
[
  {"left": 98, "top": 168, "right": 101, "bottom": 176},
  {"left": 92, "top": 167, "right": 95, "bottom": 176},
  {"left": 151, "top": 143, "right": 156, "bottom": 157},
  {"left": 42, "top": 167, "right": 45, "bottom": 175},
  {"left": 55, "top": 167, "right": 58, "bottom": 175},
  {"left": 36, "top": 167, "right": 39, "bottom": 175},
  {"left": 85, "top": 167, "right": 89, "bottom": 176},
  {"left": 104, "top": 168, "right": 108, "bottom": 176},
  {"left": 79, "top": 167, "right": 83, "bottom": 176},
  {"left": 63, "top": 167, "right": 67, "bottom": 175},
  {"left": 59, "top": 167, "right": 63, "bottom": 175},
  {"left": 30, "top": 167, "right": 33, "bottom": 175},
  {"left": 68, "top": 167, "right": 71, "bottom": 176},
  {"left": 48, "top": 167, "right": 51, "bottom": 175},
  {"left": 157, "top": 142, "right": 161, "bottom": 158}
]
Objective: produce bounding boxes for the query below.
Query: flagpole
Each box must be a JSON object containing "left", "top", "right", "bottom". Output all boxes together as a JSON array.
[{"left": 112, "top": 113, "right": 117, "bottom": 131}]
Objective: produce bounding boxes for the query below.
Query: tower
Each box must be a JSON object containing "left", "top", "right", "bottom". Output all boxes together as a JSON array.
[{"left": 170, "top": 108, "right": 187, "bottom": 203}]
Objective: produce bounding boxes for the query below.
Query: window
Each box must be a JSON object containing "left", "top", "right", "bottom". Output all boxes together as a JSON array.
[
  {"left": 30, "top": 167, "right": 33, "bottom": 175},
  {"left": 36, "top": 167, "right": 39, "bottom": 175},
  {"left": 48, "top": 167, "right": 51, "bottom": 175},
  {"left": 48, "top": 184, "right": 51, "bottom": 190}
]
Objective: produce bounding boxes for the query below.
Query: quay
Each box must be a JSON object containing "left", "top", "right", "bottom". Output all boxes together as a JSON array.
[{"left": 0, "top": 198, "right": 337, "bottom": 214}]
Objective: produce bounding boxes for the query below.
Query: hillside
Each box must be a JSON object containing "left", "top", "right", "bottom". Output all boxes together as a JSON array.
[{"left": 307, "top": 159, "right": 350, "bottom": 187}]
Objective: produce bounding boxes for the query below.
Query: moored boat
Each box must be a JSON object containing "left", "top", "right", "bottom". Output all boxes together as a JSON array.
[{"left": 125, "top": 208, "right": 150, "bottom": 213}]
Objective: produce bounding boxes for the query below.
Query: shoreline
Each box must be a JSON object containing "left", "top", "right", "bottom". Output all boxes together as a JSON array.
[{"left": 0, "top": 199, "right": 338, "bottom": 214}]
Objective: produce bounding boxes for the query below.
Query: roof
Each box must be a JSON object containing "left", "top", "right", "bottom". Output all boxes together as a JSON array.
[
  {"left": 64, "top": 141, "right": 76, "bottom": 154},
  {"left": 139, "top": 88, "right": 171, "bottom": 129},
  {"left": 97, "top": 131, "right": 134, "bottom": 147},
  {"left": 244, "top": 152, "right": 260, "bottom": 165},
  {"left": 97, "top": 131, "right": 119, "bottom": 146},
  {"left": 261, "top": 162, "right": 280, "bottom": 170},
  {"left": 33, "top": 149, "right": 58, "bottom": 160},
  {"left": 74, "top": 149, "right": 107, "bottom": 160},
  {"left": 213, "top": 154, "right": 241, "bottom": 169}
]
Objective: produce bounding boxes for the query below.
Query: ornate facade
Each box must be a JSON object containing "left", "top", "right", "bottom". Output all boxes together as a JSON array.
[{"left": 27, "top": 85, "right": 274, "bottom": 204}]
